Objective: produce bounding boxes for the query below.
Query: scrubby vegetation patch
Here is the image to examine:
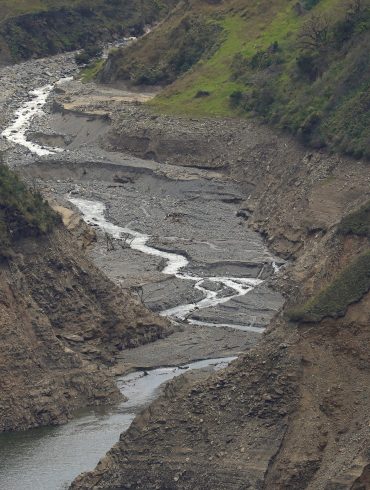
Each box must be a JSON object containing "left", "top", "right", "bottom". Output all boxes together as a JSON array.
[
  {"left": 287, "top": 250, "right": 370, "bottom": 322},
  {"left": 0, "top": 164, "right": 59, "bottom": 259},
  {"left": 338, "top": 201, "right": 370, "bottom": 238},
  {"left": 100, "top": 14, "right": 223, "bottom": 85},
  {"left": 229, "top": 0, "right": 370, "bottom": 157}
]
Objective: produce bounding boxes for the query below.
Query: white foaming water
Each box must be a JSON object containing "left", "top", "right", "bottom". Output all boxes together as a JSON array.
[
  {"left": 2, "top": 76, "right": 73, "bottom": 156},
  {"left": 69, "top": 198, "right": 265, "bottom": 332},
  {"left": 188, "top": 319, "right": 265, "bottom": 333}
]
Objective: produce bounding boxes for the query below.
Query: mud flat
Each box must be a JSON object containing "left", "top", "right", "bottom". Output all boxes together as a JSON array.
[{"left": 23, "top": 157, "right": 284, "bottom": 339}]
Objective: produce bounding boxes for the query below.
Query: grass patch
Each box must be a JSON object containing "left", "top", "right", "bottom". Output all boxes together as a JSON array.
[
  {"left": 338, "top": 201, "right": 370, "bottom": 238},
  {"left": 80, "top": 59, "right": 105, "bottom": 83},
  {"left": 287, "top": 250, "right": 370, "bottom": 322},
  {"left": 0, "top": 164, "right": 59, "bottom": 260}
]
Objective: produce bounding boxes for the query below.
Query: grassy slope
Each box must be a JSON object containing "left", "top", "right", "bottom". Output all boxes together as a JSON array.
[
  {"left": 152, "top": 0, "right": 300, "bottom": 115},
  {"left": 287, "top": 250, "right": 370, "bottom": 322},
  {"left": 97, "top": 2, "right": 223, "bottom": 86},
  {"left": 121, "top": 0, "right": 367, "bottom": 158},
  {"left": 338, "top": 200, "right": 370, "bottom": 238}
]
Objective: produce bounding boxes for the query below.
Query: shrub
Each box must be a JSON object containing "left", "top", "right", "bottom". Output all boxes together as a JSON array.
[
  {"left": 75, "top": 44, "right": 102, "bottom": 66},
  {"left": 194, "top": 90, "right": 211, "bottom": 98},
  {"left": 287, "top": 250, "right": 370, "bottom": 322},
  {"left": 229, "top": 90, "right": 243, "bottom": 107},
  {"left": 298, "top": 111, "right": 322, "bottom": 143},
  {"left": 245, "top": 86, "right": 275, "bottom": 117},
  {"left": 0, "top": 164, "right": 59, "bottom": 259},
  {"left": 296, "top": 53, "right": 320, "bottom": 81},
  {"left": 338, "top": 201, "right": 370, "bottom": 237},
  {"left": 301, "top": 0, "right": 321, "bottom": 10}
]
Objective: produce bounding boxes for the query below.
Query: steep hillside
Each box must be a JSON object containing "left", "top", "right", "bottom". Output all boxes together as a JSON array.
[
  {"left": 0, "top": 164, "right": 170, "bottom": 431},
  {"left": 0, "top": 163, "right": 59, "bottom": 260},
  {"left": 101, "top": 0, "right": 370, "bottom": 159},
  {"left": 0, "top": 0, "right": 177, "bottom": 64}
]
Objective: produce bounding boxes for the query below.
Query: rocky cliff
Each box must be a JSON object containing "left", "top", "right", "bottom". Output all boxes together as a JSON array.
[{"left": 0, "top": 166, "right": 170, "bottom": 432}]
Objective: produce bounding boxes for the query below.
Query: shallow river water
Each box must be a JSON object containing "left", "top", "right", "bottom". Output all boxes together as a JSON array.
[
  {"left": 69, "top": 197, "right": 264, "bottom": 330},
  {"left": 0, "top": 358, "right": 234, "bottom": 490}
]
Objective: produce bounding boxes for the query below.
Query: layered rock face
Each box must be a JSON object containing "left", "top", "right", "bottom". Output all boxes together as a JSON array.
[{"left": 0, "top": 225, "right": 170, "bottom": 432}]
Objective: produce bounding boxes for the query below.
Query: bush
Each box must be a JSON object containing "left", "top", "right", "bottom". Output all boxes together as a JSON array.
[
  {"left": 75, "top": 44, "right": 102, "bottom": 66},
  {"left": 249, "top": 43, "right": 282, "bottom": 70},
  {"left": 338, "top": 201, "right": 370, "bottom": 237},
  {"left": 194, "top": 90, "right": 211, "bottom": 98},
  {"left": 333, "top": 18, "right": 356, "bottom": 47},
  {"left": 245, "top": 86, "right": 275, "bottom": 117},
  {"left": 287, "top": 250, "right": 370, "bottom": 323},
  {"left": 301, "top": 0, "right": 321, "bottom": 11},
  {"left": 296, "top": 53, "right": 319, "bottom": 81},
  {"left": 298, "top": 111, "right": 322, "bottom": 142},
  {"left": 229, "top": 90, "right": 243, "bottom": 107}
]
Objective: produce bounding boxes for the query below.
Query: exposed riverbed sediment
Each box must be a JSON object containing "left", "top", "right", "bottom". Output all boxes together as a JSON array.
[
  {"left": 2, "top": 48, "right": 370, "bottom": 489},
  {"left": 0, "top": 52, "right": 284, "bottom": 489}
]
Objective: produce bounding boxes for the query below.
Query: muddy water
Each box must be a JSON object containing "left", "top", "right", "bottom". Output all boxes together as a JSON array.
[{"left": 0, "top": 358, "right": 234, "bottom": 490}]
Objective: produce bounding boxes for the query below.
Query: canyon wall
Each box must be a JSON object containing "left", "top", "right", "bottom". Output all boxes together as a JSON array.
[
  {"left": 0, "top": 219, "right": 170, "bottom": 432},
  {"left": 72, "top": 109, "right": 370, "bottom": 489}
]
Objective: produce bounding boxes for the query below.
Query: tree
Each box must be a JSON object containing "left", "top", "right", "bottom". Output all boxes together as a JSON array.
[{"left": 298, "top": 13, "right": 330, "bottom": 52}]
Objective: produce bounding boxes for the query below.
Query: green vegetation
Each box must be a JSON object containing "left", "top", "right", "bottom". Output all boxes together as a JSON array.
[
  {"left": 0, "top": 0, "right": 177, "bottom": 62},
  {"left": 0, "top": 164, "right": 59, "bottom": 260},
  {"left": 80, "top": 58, "right": 105, "bottom": 82},
  {"left": 229, "top": 0, "right": 370, "bottom": 159},
  {"left": 75, "top": 44, "right": 102, "bottom": 66},
  {"left": 338, "top": 201, "right": 370, "bottom": 237},
  {"left": 100, "top": 0, "right": 370, "bottom": 158},
  {"left": 287, "top": 250, "right": 370, "bottom": 322},
  {"left": 99, "top": 15, "right": 222, "bottom": 85}
]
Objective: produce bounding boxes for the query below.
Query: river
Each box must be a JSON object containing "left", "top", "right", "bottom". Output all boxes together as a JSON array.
[
  {"left": 0, "top": 358, "right": 234, "bottom": 490},
  {"left": 0, "top": 54, "right": 283, "bottom": 490}
]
